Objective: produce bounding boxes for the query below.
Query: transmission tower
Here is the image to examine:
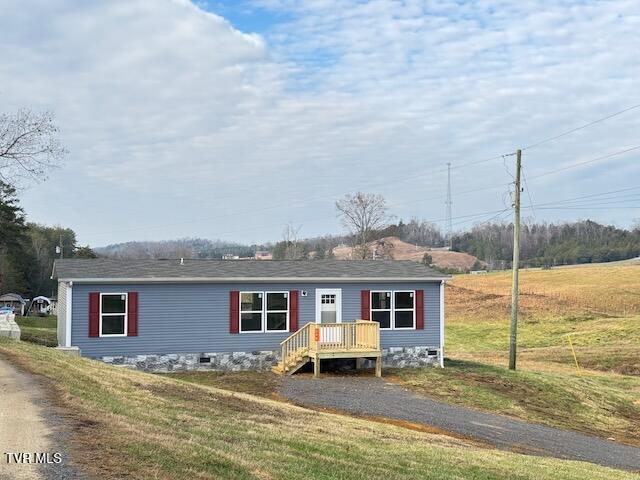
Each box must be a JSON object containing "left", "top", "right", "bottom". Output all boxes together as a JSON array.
[{"left": 445, "top": 162, "right": 453, "bottom": 248}]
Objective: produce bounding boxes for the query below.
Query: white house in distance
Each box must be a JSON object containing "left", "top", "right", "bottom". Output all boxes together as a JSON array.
[{"left": 0, "top": 293, "right": 28, "bottom": 316}]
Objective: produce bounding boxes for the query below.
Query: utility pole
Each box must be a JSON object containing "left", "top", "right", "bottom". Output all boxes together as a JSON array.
[
  {"left": 509, "top": 149, "right": 522, "bottom": 370},
  {"left": 445, "top": 162, "right": 453, "bottom": 248}
]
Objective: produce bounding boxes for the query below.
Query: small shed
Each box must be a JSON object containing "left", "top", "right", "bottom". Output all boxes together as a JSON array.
[{"left": 0, "top": 293, "right": 28, "bottom": 316}]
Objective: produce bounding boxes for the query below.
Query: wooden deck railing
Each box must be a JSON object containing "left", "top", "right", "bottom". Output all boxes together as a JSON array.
[
  {"left": 280, "top": 322, "right": 312, "bottom": 370},
  {"left": 310, "top": 320, "right": 380, "bottom": 352},
  {"left": 280, "top": 320, "right": 380, "bottom": 371}
]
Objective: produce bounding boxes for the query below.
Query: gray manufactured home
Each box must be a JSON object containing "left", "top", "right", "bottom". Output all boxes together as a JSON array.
[{"left": 53, "top": 259, "right": 448, "bottom": 373}]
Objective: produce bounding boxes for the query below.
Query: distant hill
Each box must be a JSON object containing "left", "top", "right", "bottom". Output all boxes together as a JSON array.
[
  {"left": 332, "top": 236, "right": 484, "bottom": 272},
  {"left": 96, "top": 238, "right": 267, "bottom": 260}
]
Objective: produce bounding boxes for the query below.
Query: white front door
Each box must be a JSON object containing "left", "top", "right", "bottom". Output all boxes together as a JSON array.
[
  {"left": 315, "top": 289, "right": 342, "bottom": 324},
  {"left": 315, "top": 289, "right": 342, "bottom": 343}
]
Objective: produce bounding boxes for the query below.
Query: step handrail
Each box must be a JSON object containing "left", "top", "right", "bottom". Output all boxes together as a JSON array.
[
  {"left": 280, "top": 322, "right": 312, "bottom": 369},
  {"left": 279, "top": 320, "right": 381, "bottom": 371}
]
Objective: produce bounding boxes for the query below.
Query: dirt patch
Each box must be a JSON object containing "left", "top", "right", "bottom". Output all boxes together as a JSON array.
[{"left": 331, "top": 236, "right": 483, "bottom": 271}]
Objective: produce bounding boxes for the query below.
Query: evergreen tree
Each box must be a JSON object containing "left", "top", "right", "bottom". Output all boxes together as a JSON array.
[{"left": 0, "top": 181, "right": 29, "bottom": 292}]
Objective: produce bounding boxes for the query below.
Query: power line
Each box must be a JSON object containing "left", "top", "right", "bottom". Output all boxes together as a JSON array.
[
  {"left": 526, "top": 186, "right": 640, "bottom": 209},
  {"left": 536, "top": 206, "right": 640, "bottom": 210},
  {"left": 450, "top": 208, "right": 511, "bottom": 228},
  {"left": 85, "top": 179, "right": 513, "bottom": 238},
  {"left": 84, "top": 139, "right": 639, "bottom": 240},
  {"left": 527, "top": 145, "right": 640, "bottom": 181},
  {"left": 521, "top": 167, "right": 536, "bottom": 220},
  {"left": 522, "top": 103, "right": 640, "bottom": 151},
  {"left": 89, "top": 182, "right": 640, "bottom": 243}
]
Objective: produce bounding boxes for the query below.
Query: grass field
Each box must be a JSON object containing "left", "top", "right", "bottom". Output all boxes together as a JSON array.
[
  {"left": 0, "top": 339, "right": 635, "bottom": 480},
  {"left": 446, "top": 264, "right": 640, "bottom": 375},
  {"left": 15, "top": 315, "right": 57, "bottom": 347}
]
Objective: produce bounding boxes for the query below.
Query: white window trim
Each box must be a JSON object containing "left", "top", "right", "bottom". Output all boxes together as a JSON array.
[
  {"left": 239, "top": 291, "right": 264, "bottom": 333},
  {"left": 370, "top": 290, "right": 416, "bottom": 330},
  {"left": 99, "top": 292, "right": 128, "bottom": 337},
  {"left": 315, "top": 288, "right": 342, "bottom": 324},
  {"left": 393, "top": 290, "right": 416, "bottom": 330},
  {"left": 239, "top": 291, "right": 290, "bottom": 333},
  {"left": 65, "top": 282, "right": 72, "bottom": 347},
  {"left": 370, "top": 290, "right": 392, "bottom": 330},
  {"left": 265, "top": 291, "right": 290, "bottom": 333}
]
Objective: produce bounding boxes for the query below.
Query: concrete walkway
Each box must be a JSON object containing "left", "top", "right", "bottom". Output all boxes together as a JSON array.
[
  {"left": 281, "top": 376, "right": 640, "bottom": 472},
  {"left": 0, "top": 357, "right": 82, "bottom": 480}
]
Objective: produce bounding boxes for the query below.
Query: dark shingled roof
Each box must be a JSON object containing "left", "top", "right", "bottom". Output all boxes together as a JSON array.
[{"left": 53, "top": 258, "right": 448, "bottom": 282}]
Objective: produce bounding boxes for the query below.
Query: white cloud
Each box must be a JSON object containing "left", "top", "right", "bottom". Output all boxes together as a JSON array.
[{"left": 2, "top": 0, "right": 640, "bottom": 245}]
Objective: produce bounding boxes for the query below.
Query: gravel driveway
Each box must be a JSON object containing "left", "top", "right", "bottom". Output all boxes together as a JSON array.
[
  {"left": 281, "top": 375, "right": 640, "bottom": 472},
  {"left": 0, "top": 357, "right": 85, "bottom": 480}
]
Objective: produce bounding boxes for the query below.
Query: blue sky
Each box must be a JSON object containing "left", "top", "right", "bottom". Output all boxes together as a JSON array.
[
  {"left": 1, "top": 0, "right": 639, "bottom": 247},
  {"left": 199, "top": 1, "right": 293, "bottom": 33}
]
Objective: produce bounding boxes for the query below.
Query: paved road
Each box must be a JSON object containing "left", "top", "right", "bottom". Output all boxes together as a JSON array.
[
  {"left": 281, "top": 376, "right": 640, "bottom": 472},
  {"left": 0, "top": 357, "right": 84, "bottom": 480}
]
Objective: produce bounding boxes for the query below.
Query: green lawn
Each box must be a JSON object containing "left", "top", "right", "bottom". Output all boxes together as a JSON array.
[
  {"left": 1, "top": 339, "right": 634, "bottom": 480},
  {"left": 446, "top": 264, "right": 640, "bottom": 375},
  {"left": 15, "top": 315, "right": 57, "bottom": 347}
]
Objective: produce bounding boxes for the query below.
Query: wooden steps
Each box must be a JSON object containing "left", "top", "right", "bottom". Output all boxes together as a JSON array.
[
  {"left": 273, "top": 354, "right": 310, "bottom": 375},
  {"left": 275, "top": 320, "right": 382, "bottom": 378}
]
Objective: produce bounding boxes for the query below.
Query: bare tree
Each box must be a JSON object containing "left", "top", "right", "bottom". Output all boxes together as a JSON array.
[
  {"left": 0, "top": 109, "right": 66, "bottom": 183},
  {"left": 276, "top": 223, "right": 306, "bottom": 260},
  {"left": 335, "top": 192, "right": 391, "bottom": 259}
]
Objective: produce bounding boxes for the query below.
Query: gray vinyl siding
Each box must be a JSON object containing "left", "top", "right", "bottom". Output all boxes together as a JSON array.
[
  {"left": 70, "top": 282, "right": 442, "bottom": 358},
  {"left": 56, "top": 282, "right": 68, "bottom": 347}
]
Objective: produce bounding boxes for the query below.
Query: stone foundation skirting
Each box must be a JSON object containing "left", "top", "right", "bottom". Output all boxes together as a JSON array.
[
  {"left": 99, "top": 346, "right": 441, "bottom": 372},
  {"left": 100, "top": 350, "right": 279, "bottom": 372},
  {"left": 361, "top": 346, "right": 441, "bottom": 369},
  {"left": 383, "top": 346, "right": 441, "bottom": 367}
]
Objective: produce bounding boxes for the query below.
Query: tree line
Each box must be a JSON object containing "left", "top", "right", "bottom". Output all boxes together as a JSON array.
[
  {"left": 96, "top": 238, "right": 264, "bottom": 260},
  {"left": 453, "top": 219, "right": 640, "bottom": 269}
]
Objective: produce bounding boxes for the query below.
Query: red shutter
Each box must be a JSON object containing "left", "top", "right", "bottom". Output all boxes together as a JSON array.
[
  {"left": 230, "top": 291, "right": 239, "bottom": 334},
  {"left": 361, "top": 290, "right": 370, "bottom": 320},
  {"left": 127, "top": 292, "right": 138, "bottom": 337},
  {"left": 289, "top": 290, "right": 299, "bottom": 332},
  {"left": 89, "top": 292, "right": 99, "bottom": 337},
  {"left": 415, "top": 289, "right": 424, "bottom": 330}
]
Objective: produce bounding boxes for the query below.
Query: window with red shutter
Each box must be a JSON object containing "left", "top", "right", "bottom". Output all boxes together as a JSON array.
[
  {"left": 360, "top": 290, "right": 370, "bottom": 320},
  {"left": 127, "top": 292, "right": 138, "bottom": 336},
  {"left": 415, "top": 289, "right": 424, "bottom": 330},
  {"left": 88, "top": 292, "right": 99, "bottom": 337},
  {"left": 229, "top": 291, "right": 239, "bottom": 334},
  {"left": 289, "top": 290, "right": 299, "bottom": 332}
]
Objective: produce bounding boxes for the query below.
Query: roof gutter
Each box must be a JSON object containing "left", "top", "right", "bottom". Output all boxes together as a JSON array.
[{"left": 56, "top": 276, "right": 451, "bottom": 284}]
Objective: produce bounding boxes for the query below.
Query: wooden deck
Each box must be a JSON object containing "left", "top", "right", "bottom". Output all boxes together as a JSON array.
[{"left": 273, "top": 320, "right": 381, "bottom": 377}]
